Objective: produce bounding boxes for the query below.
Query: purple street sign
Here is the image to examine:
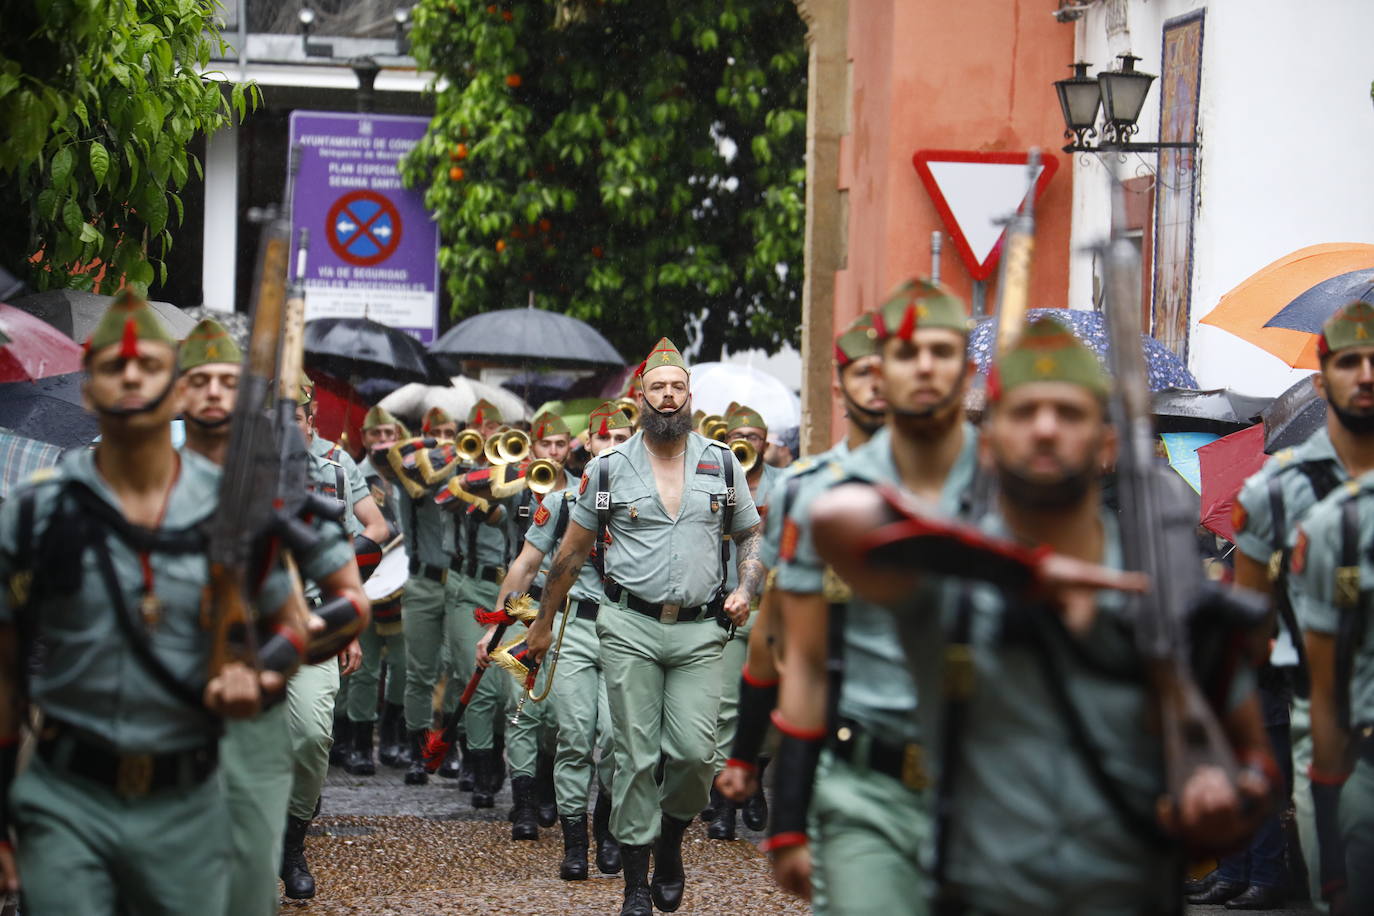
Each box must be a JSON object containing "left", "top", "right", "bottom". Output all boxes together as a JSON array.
[{"left": 288, "top": 111, "right": 439, "bottom": 344}]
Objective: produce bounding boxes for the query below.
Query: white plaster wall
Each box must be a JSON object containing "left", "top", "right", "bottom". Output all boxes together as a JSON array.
[{"left": 1069, "top": 0, "right": 1374, "bottom": 397}]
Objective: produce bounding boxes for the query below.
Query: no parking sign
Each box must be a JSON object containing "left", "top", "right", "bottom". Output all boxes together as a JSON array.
[{"left": 288, "top": 111, "right": 439, "bottom": 343}]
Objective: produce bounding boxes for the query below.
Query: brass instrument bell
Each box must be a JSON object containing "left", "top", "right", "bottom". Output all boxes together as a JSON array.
[
  {"left": 700, "top": 414, "right": 728, "bottom": 441},
  {"left": 455, "top": 428, "right": 485, "bottom": 463},
  {"left": 729, "top": 438, "right": 758, "bottom": 473},
  {"left": 526, "top": 458, "right": 560, "bottom": 495},
  {"left": 614, "top": 397, "right": 641, "bottom": 427},
  {"left": 483, "top": 430, "right": 506, "bottom": 465},
  {"left": 497, "top": 428, "right": 531, "bottom": 464}
]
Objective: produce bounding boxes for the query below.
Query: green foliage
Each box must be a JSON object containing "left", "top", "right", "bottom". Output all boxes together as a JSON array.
[
  {"left": 0, "top": 0, "right": 258, "bottom": 296},
  {"left": 403, "top": 0, "right": 807, "bottom": 361}
]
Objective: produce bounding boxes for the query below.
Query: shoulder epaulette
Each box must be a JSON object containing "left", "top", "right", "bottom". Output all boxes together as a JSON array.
[
  {"left": 1274, "top": 448, "right": 1296, "bottom": 467},
  {"left": 318, "top": 455, "right": 343, "bottom": 469},
  {"left": 23, "top": 467, "right": 61, "bottom": 487}
]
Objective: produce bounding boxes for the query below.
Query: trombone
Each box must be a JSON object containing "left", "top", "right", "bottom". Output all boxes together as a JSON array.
[{"left": 729, "top": 438, "right": 759, "bottom": 473}]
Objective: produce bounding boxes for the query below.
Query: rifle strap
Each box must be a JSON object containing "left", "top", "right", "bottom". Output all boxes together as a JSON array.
[
  {"left": 465, "top": 505, "right": 479, "bottom": 577},
  {"left": 1022, "top": 601, "right": 1167, "bottom": 848},
  {"left": 718, "top": 445, "right": 736, "bottom": 595},
  {"left": 823, "top": 601, "right": 846, "bottom": 736},
  {"left": 595, "top": 456, "right": 611, "bottom": 583},
  {"left": 1335, "top": 496, "right": 1363, "bottom": 731},
  {"left": 553, "top": 492, "right": 573, "bottom": 543},
  {"left": 931, "top": 586, "right": 976, "bottom": 900},
  {"left": 1266, "top": 476, "right": 1310, "bottom": 698}
]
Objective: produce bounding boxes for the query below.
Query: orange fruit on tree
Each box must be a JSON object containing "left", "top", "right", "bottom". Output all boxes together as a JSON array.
[
  {"left": 502, "top": 10, "right": 513, "bottom": 21},
  {"left": 495, "top": 239, "right": 507, "bottom": 253},
  {"left": 486, "top": 4, "right": 497, "bottom": 13},
  {"left": 448, "top": 166, "right": 465, "bottom": 181},
  {"left": 449, "top": 143, "right": 468, "bottom": 161},
  {"left": 539, "top": 218, "right": 551, "bottom": 232},
  {"left": 505, "top": 73, "right": 522, "bottom": 88},
  {"left": 591, "top": 245, "right": 604, "bottom": 259}
]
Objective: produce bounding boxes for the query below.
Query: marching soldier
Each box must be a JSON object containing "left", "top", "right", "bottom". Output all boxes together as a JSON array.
[
  {"left": 766, "top": 283, "right": 977, "bottom": 911},
  {"left": 707, "top": 404, "right": 784, "bottom": 839},
  {"left": 178, "top": 318, "right": 364, "bottom": 914},
  {"left": 498, "top": 411, "right": 577, "bottom": 839},
  {"left": 812, "top": 316, "right": 1276, "bottom": 916},
  {"left": 527, "top": 339, "right": 765, "bottom": 916},
  {"left": 0, "top": 296, "right": 316, "bottom": 912},
  {"left": 714, "top": 311, "right": 887, "bottom": 821},
  {"left": 1282, "top": 302, "right": 1374, "bottom": 916},
  {"left": 345, "top": 406, "right": 410, "bottom": 772},
  {"left": 485, "top": 402, "right": 631, "bottom": 875}
]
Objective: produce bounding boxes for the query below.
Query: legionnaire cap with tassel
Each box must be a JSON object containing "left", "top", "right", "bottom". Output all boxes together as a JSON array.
[
  {"left": 588, "top": 400, "right": 634, "bottom": 436},
  {"left": 84, "top": 290, "right": 176, "bottom": 362},
  {"left": 468, "top": 399, "right": 502, "bottom": 426},
  {"left": 634, "top": 337, "right": 688, "bottom": 378},
  {"left": 295, "top": 376, "right": 315, "bottom": 407},
  {"left": 1318, "top": 301, "right": 1374, "bottom": 358},
  {"left": 178, "top": 317, "right": 243, "bottom": 371},
  {"left": 987, "top": 316, "right": 1111, "bottom": 403},
  {"left": 363, "top": 405, "right": 401, "bottom": 430},
  {"left": 726, "top": 405, "right": 767, "bottom": 434},
  {"left": 422, "top": 406, "right": 455, "bottom": 434},
  {"left": 872, "top": 278, "right": 971, "bottom": 341},
  {"left": 532, "top": 412, "right": 571, "bottom": 439},
  {"left": 834, "top": 312, "right": 881, "bottom": 367}
]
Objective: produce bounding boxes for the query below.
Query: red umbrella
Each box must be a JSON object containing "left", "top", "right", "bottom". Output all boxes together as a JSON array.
[
  {"left": 309, "top": 371, "right": 368, "bottom": 461},
  {"left": 1198, "top": 424, "right": 1268, "bottom": 541},
  {"left": 0, "top": 302, "right": 83, "bottom": 382}
]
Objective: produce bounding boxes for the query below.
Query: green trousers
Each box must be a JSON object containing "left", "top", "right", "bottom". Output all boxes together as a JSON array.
[
  {"left": 507, "top": 657, "right": 555, "bottom": 778},
  {"left": 713, "top": 630, "right": 750, "bottom": 769},
  {"left": 402, "top": 575, "right": 450, "bottom": 731},
  {"left": 346, "top": 622, "right": 406, "bottom": 722},
  {"left": 287, "top": 658, "right": 340, "bottom": 821},
  {"left": 221, "top": 703, "right": 293, "bottom": 916},
  {"left": 1290, "top": 697, "right": 1328, "bottom": 911},
  {"left": 810, "top": 751, "right": 930, "bottom": 916},
  {"left": 598, "top": 602, "right": 726, "bottom": 845},
  {"left": 1341, "top": 756, "right": 1374, "bottom": 912},
  {"left": 11, "top": 752, "right": 230, "bottom": 915},
  {"left": 553, "top": 613, "right": 615, "bottom": 815},
  {"left": 452, "top": 574, "right": 508, "bottom": 751}
]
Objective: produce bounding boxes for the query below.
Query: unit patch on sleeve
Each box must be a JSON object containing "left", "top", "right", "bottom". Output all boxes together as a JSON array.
[{"left": 534, "top": 505, "right": 551, "bottom": 527}]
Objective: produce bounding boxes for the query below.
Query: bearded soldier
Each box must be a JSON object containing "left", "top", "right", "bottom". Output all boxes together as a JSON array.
[
  {"left": 528, "top": 339, "right": 764, "bottom": 916},
  {"left": 0, "top": 296, "right": 323, "bottom": 913}
]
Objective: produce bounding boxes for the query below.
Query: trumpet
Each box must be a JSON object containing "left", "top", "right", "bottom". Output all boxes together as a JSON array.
[
  {"left": 526, "top": 457, "right": 561, "bottom": 495},
  {"left": 614, "top": 397, "right": 640, "bottom": 427},
  {"left": 496, "top": 428, "right": 530, "bottom": 464},
  {"left": 698, "top": 414, "right": 728, "bottom": 441},
  {"left": 729, "top": 438, "right": 758, "bottom": 473},
  {"left": 455, "top": 428, "right": 485, "bottom": 463}
]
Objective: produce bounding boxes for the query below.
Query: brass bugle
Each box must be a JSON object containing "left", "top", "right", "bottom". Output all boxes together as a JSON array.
[
  {"left": 455, "top": 428, "right": 484, "bottom": 463},
  {"left": 730, "top": 438, "right": 758, "bottom": 473},
  {"left": 526, "top": 458, "right": 560, "bottom": 495},
  {"left": 614, "top": 397, "right": 640, "bottom": 427},
  {"left": 700, "top": 415, "right": 728, "bottom": 441},
  {"left": 497, "top": 428, "right": 531, "bottom": 464},
  {"left": 483, "top": 430, "right": 505, "bottom": 465}
]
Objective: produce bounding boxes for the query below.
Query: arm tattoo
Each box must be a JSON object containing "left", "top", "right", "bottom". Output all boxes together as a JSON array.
[
  {"left": 734, "top": 523, "right": 766, "bottom": 600},
  {"left": 536, "top": 547, "right": 581, "bottom": 624}
]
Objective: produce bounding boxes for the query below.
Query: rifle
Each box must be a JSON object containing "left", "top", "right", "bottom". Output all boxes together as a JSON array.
[{"left": 1099, "top": 168, "right": 1266, "bottom": 845}]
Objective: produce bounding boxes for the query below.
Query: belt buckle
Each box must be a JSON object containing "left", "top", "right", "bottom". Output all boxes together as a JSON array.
[
  {"left": 901, "top": 743, "right": 927, "bottom": 791},
  {"left": 116, "top": 753, "right": 155, "bottom": 798},
  {"left": 660, "top": 604, "right": 680, "bottom": 624}
]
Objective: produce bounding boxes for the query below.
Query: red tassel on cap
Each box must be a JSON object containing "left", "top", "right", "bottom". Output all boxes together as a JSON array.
[
  {"left": 596, "top": 417, "right": 609, "bottom": 436},
  {"left": 633, "top": 359, "right": 647, "bottom": 378},
  {"left": 474, "top": 408, "right": 484, "bottom": 426},
  {"left": 118, "top": 317, "right": 141, "bottom": 359},
  {"left": 896, "top": 304, "right": 917, "bottom": 341}
]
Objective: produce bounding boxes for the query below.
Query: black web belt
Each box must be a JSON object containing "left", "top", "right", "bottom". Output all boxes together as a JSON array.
[
  {"left": 39, "top": 720, "right": 218, "bottom": 798},
  {"left": 828, "top": 718, "right": 928, "bottom": 792},
  {"left": 605, "top": 579, "right": 712, "bottom": 623},
  {"left": 409, "top": 560, "right": 448, "bottom": 584}
]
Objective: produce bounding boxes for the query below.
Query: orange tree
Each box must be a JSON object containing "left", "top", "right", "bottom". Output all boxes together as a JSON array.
[{"left": 403, "top": 0, "right": 806, "bottom": 360}]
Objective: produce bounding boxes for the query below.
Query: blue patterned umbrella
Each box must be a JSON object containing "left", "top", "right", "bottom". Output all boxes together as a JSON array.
[{"left": 968, "top": 308, "right": 1197, "bottom": 391}]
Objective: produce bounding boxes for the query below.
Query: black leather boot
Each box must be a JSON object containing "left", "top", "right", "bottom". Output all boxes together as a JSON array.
[
  {"left": 707, "top": 797, "right": 737, "bottom": 840},
  {"left": 470, "top": 748, "right": 496, "bottom": 809},
  {"left": 456, "top": 735, "right": 475, "bottom": 791},
  {"left": 438, "top": 741, "right": 462, "bottom": 779},
  {"left": 378, "top": 703, "right": 404, "bottom": 768},
  {"left": 559, "top": 814, "right": 589, "bottom": 880},
  {"left": 536, "top": 751, "right": 558, "bottom": 827},
  {"left": 510, "top": 775, "right": 540, "bottom": 840},
  {"left": 618, "top": 843, "right": 653, "bottom": 916},
  {"left": 328, "top": 715, "right": 351, "bottom": 767},
  {"left": 651, "top": 814, "right": 690, "bottom": 912},
  {"left": 493, "top": 732, "right": 508, "bottom": 792},
  {"left": 742, "top": 756, "right": 769, "bottom": 831},
  {"left": 280, "top": 815, "right": 316, "bottom": 899},
  {"left": 593, "top": 789, "right": 621, "bottom": 874},
  {"left": 404, "top": 729, "right": 429, "bottom": 785},
  {"left": 700, "top": 787, "right": 719, "bottom": 823},
  {"left": 344, "top": 721, "right": 376, "bottom": 776}
]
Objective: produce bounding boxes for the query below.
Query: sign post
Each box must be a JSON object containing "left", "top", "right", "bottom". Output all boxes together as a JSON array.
[{"left": 288, "top": 111, "right": 440, "bottom": 343}]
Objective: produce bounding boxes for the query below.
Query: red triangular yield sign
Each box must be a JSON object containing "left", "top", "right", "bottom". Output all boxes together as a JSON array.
[{"left": 912, "top": 149, "right": 1059, "bottom": 282}]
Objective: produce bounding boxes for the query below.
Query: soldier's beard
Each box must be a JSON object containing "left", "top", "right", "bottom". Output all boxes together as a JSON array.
[
  {"left": 841, "top": 390, "right": 886, "bottom": 435},
  {"left": 369, "top": 446, "right": 396, "bottom": 478},
  {"left": 642, "top": 400, "right": 692, "bottom": 444},
  {"left": 1328, "top": 392, "right": 1374, "bottom": 435},
  {"left": 998, "top": 456, "right": 1097, "bottom": 512}
]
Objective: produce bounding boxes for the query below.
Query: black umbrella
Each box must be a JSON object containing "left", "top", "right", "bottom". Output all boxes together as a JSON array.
[
  {"left": 0, "top": 373, "right": 98, "bottom": 448},
  {"left": 304, "top": 317, "right": 433, "bottom": 384},
  {"left": 1260, "top": 374, "right": 1326, "bottom": 454},
  {"left": 11, "top": 288, "right": 195, "bottom": 342},
  {"left": 1151, "top": 387, "right": 1273, "bottom": 435},
  {"left": 430, "top": 306, "right": 624, "bottom": 371},
  {"left": 1263, "top": 268, "right": 1374, "bottom": 333}
]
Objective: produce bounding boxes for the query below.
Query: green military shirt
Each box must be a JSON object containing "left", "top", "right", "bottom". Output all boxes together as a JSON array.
[
  {"left": 1289, "top": 475, "right": 1374, "bottom": 726},
  {"left": 760, "top": 440, "right": 850, "bottom": 570},
  {"left": 723, "top": 461, "right": 784, "bottom": 593},
  {"left": 525, "top": 488, "right": 603, "bottom": 600},
  {"left": 569, "top": 431, "right": 761, "bottom": 607},
  {"left": 312, "top": 436, "right": 368, "bottom": 520},
  {"left": 1234, "top": 427, "right": 1348, "bottom": 665},
  {"left": 505, "top": 470, "right": 578, "bottom": 563},
  {"left": 357, "top": 455, "right": 399, "bottom": 531},
  {"left": 776, "top": 425, "right": 978, "bottom": 742},
  {"left": 0, "top": 449, "right": 297, "bottom": 753},
  {"left": 457, "top": 486, "right": 509, "bottom": 573},
  {"left": 396, "top": 479, "right": 455, "bottom": 570},
  {"left": 902, "top": 511, "right": 1240, "bottom": 915}
]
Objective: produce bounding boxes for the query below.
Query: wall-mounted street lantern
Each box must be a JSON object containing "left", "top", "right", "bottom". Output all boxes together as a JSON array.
[
  {"left": 394, "top": 7, "right": 411, "bottom": 56},
  {"left": 1054, "top": 53, "right": 1198, "bottom": 154}
]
